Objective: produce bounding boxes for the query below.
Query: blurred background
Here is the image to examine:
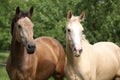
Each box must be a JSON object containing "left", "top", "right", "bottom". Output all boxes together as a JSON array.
[{"left": 0, "top": 0, "right": 120, "bottom": 79}]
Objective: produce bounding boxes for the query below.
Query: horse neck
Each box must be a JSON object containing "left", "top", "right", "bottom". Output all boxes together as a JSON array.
[{"left": 10, "top": 37, "right": 27, "bottom": 65}]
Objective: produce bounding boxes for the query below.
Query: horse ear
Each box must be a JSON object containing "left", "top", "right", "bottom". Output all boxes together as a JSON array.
[
  {"left": 79, "top": 11, "right": 85, "bottom": 22},
  {"left": 67, "top": 10, "right": 72, "bottom": 20},
  {"left": 28, "top": 7, "right": 33, "bottom": 17},
  {"left": 16, "top": 7, "right": 20, "bottom": 15}
]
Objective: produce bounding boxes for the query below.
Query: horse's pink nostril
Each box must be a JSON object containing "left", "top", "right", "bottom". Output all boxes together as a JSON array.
[
  {"left": 73, "top": 44, "right": 83, "bottom": 54},
  {"left": 73, "top": 47, "right": 77, "bottom": 51},
  {"left": 79, "top": 48, "right": 83, "bottom": 53}
]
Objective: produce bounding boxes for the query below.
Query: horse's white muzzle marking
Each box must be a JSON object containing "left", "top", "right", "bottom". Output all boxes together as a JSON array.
[{"left": 72, "top": 44, "right": 83, "bottom": 57}]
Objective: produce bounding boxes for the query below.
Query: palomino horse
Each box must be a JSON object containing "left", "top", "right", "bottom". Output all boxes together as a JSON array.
[
  {"left": 6, "top": 7, "right": 65, "bottom": 80},
  {"left": 65, "top": 11, "right": 120, "bottom": 80}
]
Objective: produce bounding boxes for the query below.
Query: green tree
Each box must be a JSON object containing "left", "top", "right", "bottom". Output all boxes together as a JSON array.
[
  {"left": 75, "top": 0, "right": 120, "bottom": 45},
  {"left": 0, "top": 0, "right": 120, "bottom": 50}
]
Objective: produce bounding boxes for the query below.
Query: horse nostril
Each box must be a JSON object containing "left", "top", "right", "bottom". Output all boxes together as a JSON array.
[
  {"left": 28, "top": 44, "right": 36, "bottom": 50},
  {"left": 73, "top": 47, "right": 77, "bottom": 51},
  {"left": 79, "top": 49, "right": 83, "bottom": 53},
  {"left": 27, "top": 44, "right": 36, "bottom": 54}
]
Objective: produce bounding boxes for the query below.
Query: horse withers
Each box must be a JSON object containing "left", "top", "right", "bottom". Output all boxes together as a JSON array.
[
  {"left": 65, "top": 10, "right": 120, "bottom": 80},
  {"left": 6, "top": 7, "right": 65, "bottom": 80}
]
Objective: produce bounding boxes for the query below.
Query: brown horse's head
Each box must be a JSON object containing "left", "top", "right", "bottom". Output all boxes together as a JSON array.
[{"left": 11, "top": 7, "right": 36, "bottom": 54}]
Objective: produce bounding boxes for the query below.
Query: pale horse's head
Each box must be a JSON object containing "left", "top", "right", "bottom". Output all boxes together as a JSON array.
[{"left": 66, "top": 11, "right": 85, "bottom": 57}]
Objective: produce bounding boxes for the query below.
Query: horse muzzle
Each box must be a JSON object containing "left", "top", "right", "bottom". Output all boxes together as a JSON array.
[
  {"left": 26, "top": 43, "right": 36, "bottom": 54},
  {"left": 73, "top": 47, "right": 83, "bottom": 57}
]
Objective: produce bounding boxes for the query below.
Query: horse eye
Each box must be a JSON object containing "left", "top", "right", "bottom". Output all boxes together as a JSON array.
[
  {"left": 18, "top": 25, "right": 22, "bottom": 29},
  {"left": 67, "top": 29, "right": 71, "bottom": 32}
]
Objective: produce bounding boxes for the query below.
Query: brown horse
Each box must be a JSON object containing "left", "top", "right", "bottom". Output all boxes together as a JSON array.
[{"left": 6, "top": 7, "right": 65, "bottom": 80}]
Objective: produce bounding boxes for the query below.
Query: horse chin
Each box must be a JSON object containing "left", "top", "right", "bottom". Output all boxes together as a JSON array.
[
  {"left": 74, "top": 54, "right": 80, "bottom": 57},
  {"left": 73, "top": 52, "right": 81, "bottom": 57}
]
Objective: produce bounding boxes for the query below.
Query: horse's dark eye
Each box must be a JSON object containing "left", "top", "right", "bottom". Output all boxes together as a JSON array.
[
  {"left": 67, "top": 29, "right": 71, "bottom": 32},
  {"left": 18, "top": 25, "right": 22, "bottom": 29}
]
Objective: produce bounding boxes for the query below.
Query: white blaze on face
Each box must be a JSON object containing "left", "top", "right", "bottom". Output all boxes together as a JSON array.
[
  {"left": 71, "top": 22, "right": 83, "bottom": 52},
  {"left": 66, "top": 11, "right": 85, "bottom": 56}
]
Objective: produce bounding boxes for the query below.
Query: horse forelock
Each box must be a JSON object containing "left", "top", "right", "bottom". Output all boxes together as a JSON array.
[
  {"left": 67, "top": 16, "right": 84, "bottom": 31},
  {"left": 68, "top": 15, "right": 80, "bottom": 22},
  {"left": 18, "top": 17, "right": 34, "bottom": 28}
]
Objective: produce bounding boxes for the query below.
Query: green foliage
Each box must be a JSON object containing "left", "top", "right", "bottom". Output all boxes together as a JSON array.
[
  {"left": 74, "top": 0, "right": 120, "bottom": 45},
  {"left": 0, "top": 0, "right": 120, "bottom": 51},
  {"left": 0, "top": 52, "right": 9, "bottom": 80}
]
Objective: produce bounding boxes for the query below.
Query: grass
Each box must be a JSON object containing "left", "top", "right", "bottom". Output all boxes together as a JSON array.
[
  {"left": 0, "top": 52, "right": 9, "bottom": 80},
  {"left": 0, "top": 52, "right": 66, "bottom": 80}
]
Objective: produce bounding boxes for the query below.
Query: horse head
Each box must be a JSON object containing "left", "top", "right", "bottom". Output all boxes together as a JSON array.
[
  {"left": 11, "top": 7, "right": 36, "bottom": 54},
  {"left": 66, "top": 10, "right": 85, "bottom": 57}
]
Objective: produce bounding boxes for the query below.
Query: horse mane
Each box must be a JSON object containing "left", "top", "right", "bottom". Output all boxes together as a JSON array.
[{"left": 82, "top": 34, "right": 89, "bottom": 43}]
